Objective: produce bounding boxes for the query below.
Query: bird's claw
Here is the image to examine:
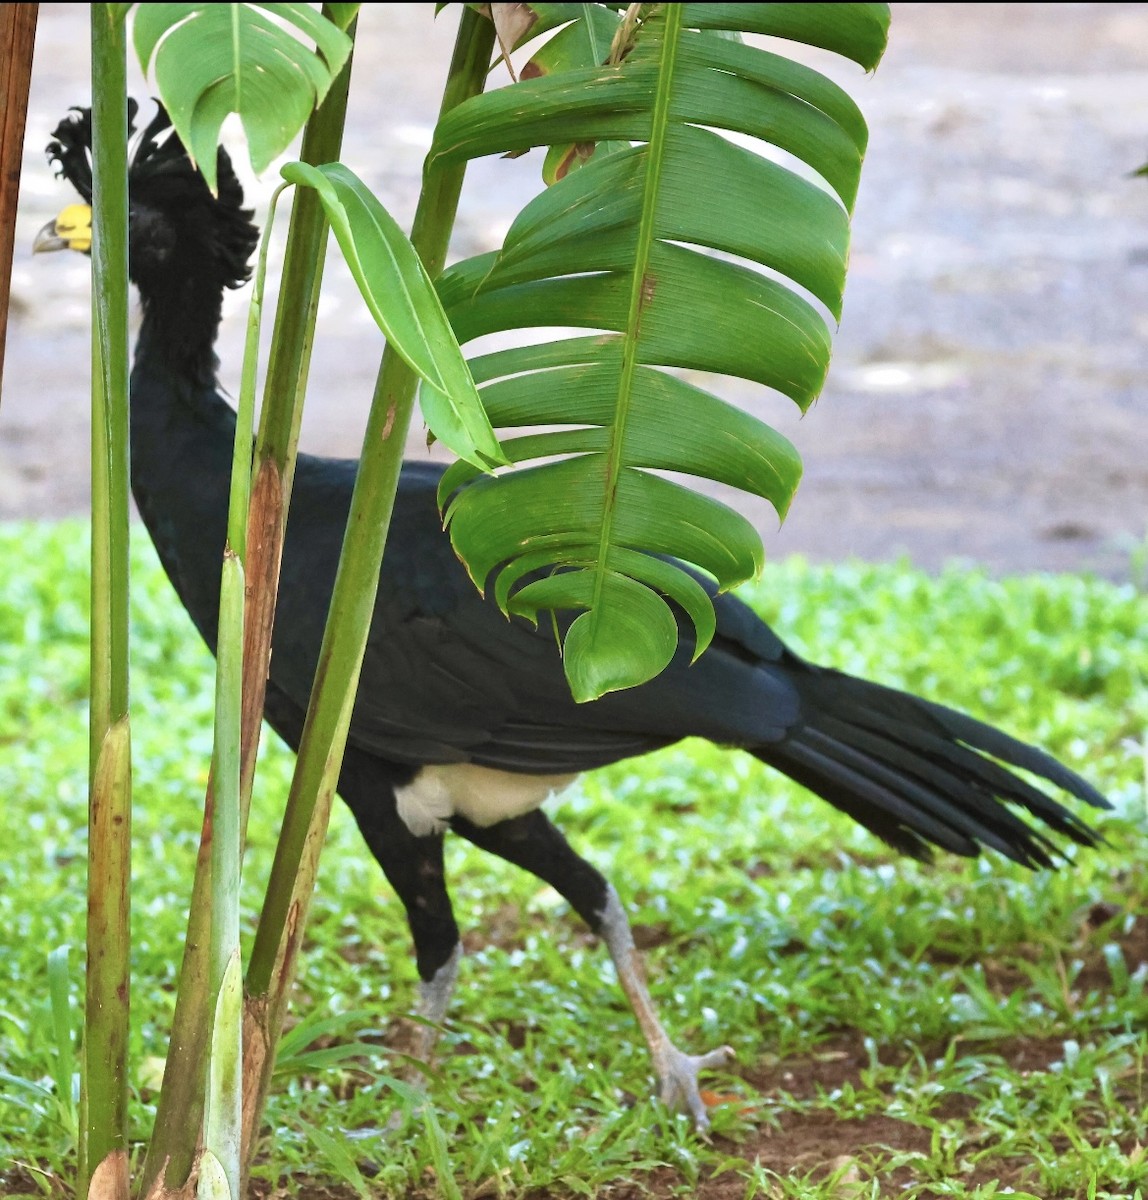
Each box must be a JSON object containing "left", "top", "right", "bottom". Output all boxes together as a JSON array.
[{"left": 654, "top": 1043, "right": 735, "bottom": 1134}]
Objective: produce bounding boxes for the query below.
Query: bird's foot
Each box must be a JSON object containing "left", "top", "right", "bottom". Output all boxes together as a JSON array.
[
  {"left": 653, "top": 1042, "right": 735, "bottom": 1134},
  {"left": 384, "top": 943, "right": 460, "bottom": 1132}
]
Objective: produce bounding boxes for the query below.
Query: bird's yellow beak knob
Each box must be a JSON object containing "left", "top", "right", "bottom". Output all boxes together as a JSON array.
[{"left": 32, "top": 203, "right": 93, "bottom": 254}]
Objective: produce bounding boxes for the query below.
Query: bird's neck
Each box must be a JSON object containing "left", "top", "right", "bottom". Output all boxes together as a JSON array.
[
  {"left": 128, "top": 261, "right": 238, "bottom": 649},
  {"left": 129, "top": 258, "right": 239, "bottom": 479},
  {"left": 134, "top": 261, "right": 228, "bottom": 392}
]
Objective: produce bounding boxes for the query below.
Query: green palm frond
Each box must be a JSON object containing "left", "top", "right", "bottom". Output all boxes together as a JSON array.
[
  {"left": 427, "top": 2, "right": 889, "bottom": 701},
  {"left": 133, "top": 2, "right": 353, "bottom": 190}
]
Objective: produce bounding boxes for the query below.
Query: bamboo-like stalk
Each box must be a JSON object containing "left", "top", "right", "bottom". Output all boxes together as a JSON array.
[
  {"left": 0, "top": 3, "right": 37, "bottom": 405},
  {"left": 83, "top": 721, "right": 132, "bottom": 1200},
  {"left": 240, "top": 4, "right": 497, "bottom": 1173},
  {"left": 198, "top": 175, "right": 287, "bottom": 1200},
  {"left": 141, "top": 14, "right": 357, "bottom": 1195},
  {"left": 200, "top": 550, "right": 245, "bottom": 1200},
  {"left": 83, "top": 6, "right": 131, "bottom": 1199}
]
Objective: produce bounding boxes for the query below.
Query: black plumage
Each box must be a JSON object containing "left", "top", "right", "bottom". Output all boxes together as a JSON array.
[{"left": 38, "top": 104, "right": 1109, "bottom": 1129}]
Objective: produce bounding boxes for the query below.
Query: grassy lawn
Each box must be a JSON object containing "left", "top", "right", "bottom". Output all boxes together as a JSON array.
[{"left": 0, "top": 522, "right": 1145, "bottom": 1199}]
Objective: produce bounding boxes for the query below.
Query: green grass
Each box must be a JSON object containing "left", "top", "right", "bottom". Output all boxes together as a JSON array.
[{"left": 0, "top": 521, "right": 1145, "bottom": 1199}]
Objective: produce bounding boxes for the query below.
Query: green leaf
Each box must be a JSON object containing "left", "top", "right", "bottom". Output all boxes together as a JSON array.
[
  {"left": 511, "top": 569, "right": 680, "bottom": 702},
  {"left": 522, "top": 5, "right": 620, "bottom": 77},
  {"left": 275, "top": 1006, "right": 380, "bottom": 1063},
  {"left": 683, "top": 3, "right": 890, "bottom": 70},
  {"left": 422, "top": 1102, "right": 464, "bottom": 1200},
  {"left": 523, "top": 4, "right": 627, "bottom": 185},
  {"left": 444, "top": 242, "right": 831, "bottom": 406},
  {"left": 432, "top": 42, "right": 868, "bottom": 202},
  {"left": 426, "top": 2, "right": 885, "bottom": 697},
  {"left": 493, "top": 126, "right": 850, "bottom": 316},
  {"left": 46, "top": 945, "right": 77, "bottom": 1136},
  {"left": 475, "top": 365, "right": 803, "bottom": 516},
  {"left": 325, "top": 2, "right": 360, "bottom": 32},
  {"left": 132, "top": 3, "right": 352, "bottom": 190},
  {"left": 281, "top": 161, "right": 504, "bottom": 469},
  {"left": 606, "top": 548, "right": 717, "bottom": 661},
  {"left": 292, "top": 1118, "right": 374, "bottom": 1200},
  {"left": 445, "top": 458, "right": 763, "bottom": 593}
]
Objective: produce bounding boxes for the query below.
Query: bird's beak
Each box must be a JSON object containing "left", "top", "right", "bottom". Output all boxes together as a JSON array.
[{"left": 32, "top": 203, "right": 93, "bottom": 254}]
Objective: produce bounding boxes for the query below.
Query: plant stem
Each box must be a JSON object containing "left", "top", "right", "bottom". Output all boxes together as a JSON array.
[
  {"left": 83, "top": 6, "right": 131, "bottom": 1198},
  {"left": 83, "top": 722, "right": 131, "bottom": 1200},
  {"left": 197, "top": 188, "right": 284, "bottom": 1196},
  {"left": 202, "top": 551, "right": 246, "bottom": 1200},
  {"left": 140, "top": 13, "right": 357, "bottom": 1195},
  {"left": 240, "top": 2, "right": 496, "bottom": 1171}
]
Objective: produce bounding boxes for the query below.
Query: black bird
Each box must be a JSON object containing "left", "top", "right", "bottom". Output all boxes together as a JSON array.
[{"left": 36, "top": 105, "right": 1109, "bottom": 1130}]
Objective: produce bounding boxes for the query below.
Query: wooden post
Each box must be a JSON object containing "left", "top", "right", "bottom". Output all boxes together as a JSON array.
[{"left": 0, "top": 3, "right": 39, "bottom": 407}]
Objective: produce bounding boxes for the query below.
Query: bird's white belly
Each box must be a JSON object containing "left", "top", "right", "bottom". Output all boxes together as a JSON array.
[{"left": 395, "top": 763, "right": 579, "bottom": 837}]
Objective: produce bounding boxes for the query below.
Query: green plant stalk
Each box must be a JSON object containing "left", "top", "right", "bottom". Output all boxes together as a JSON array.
[
  {"left": 83, "top": 721, "right": 132, "bottom": 1200},
  {"left": 254, "top": 14, "right": 356, "bottom": 496},
  {"left": 227, "top": 182, "right": 285, "bottom": 560},
  {"left": 82, "top": 6, "right": 132, "bottom": 1197},
  {"left": 200, "top": 949, "right": 243, "bottom": 1200},
  {"left": 199, "top": 205, "right": 284, "bottom": 1177},
  {"left": 201, "top": 553, "right": 245, "bottom": 1200},
  {"left": 141, "top": 14, "right": 356, "bottom": 1195},
  {"left": 241, "top": 3, "right": 497, "bottom": 1168},
  {"left": 197, "top": 193, "right": 282, "bottom": 1195},
  {"left": 203, "top": 175, "right": 282, "bottom": 1089},
  {"left": 87, "top": 6, "right": 131, "bottom": 779},
  {"left": 407, "top": 12, "right": 498, "bottom": 281}
]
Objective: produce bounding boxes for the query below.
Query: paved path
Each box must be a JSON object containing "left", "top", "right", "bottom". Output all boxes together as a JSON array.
[{"left": 5, "top": 3, "right": 1147, "bottom": 580}]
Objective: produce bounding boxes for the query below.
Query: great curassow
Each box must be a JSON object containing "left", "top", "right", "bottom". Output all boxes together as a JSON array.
[{"left": 35, "top": 103, "right": 1110, "bottom": 1131}]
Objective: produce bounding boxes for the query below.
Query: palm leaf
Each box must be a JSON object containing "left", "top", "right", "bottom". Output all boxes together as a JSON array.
[
  {"left": 132, "top": 2, "right": 353, "bottom": 190},
  {"left": 282, "top": 161, "right": 503, "bottom": 468},
  {"left": 427, "top": 2, "right": 889, "bottom": 701}
]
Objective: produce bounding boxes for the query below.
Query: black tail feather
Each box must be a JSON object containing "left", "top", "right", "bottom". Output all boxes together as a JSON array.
[
  {"left": 755, "top": 664, "right": 1109, "bottom": 867},
  {"left": 919, "top": 695, "right": 1111, "bottom": 809},
  {"left": 842, "top": 705, "right": 1101, "bottom": 847}
]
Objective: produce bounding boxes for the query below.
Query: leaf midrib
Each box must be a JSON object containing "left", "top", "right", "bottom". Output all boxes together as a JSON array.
[{"left": 588, "top": 5, "right": 682, "bottom": 633}]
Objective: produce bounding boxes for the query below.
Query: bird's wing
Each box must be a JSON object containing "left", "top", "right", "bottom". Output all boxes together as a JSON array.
[{"left": 268, "top": 458, "right": 801, "bottom": 773}]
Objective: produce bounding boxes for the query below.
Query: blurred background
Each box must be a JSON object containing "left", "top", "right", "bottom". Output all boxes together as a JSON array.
[{"left": 4, "top": 2, "right": 1147, "bottom": 579}]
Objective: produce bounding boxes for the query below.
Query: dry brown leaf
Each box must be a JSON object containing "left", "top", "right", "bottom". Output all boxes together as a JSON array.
[
  {"left": 87, "top": 1150, "right": 130, "bottom": 1200},
  {"left": 489, "top": 2, "right": 537, "bottom": 81}
]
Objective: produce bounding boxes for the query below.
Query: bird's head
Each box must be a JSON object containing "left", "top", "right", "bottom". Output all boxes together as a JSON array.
[{"left": 34, "top": 100, "right": 259, "bottom": 297}]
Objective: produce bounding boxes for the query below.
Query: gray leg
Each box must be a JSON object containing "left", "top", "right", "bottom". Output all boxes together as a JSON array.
[
  {"left": 337, "top": 771, "right": 461, "bottom": 1100},
  {"left": 383, "top": 941, "right": 463, "bottom": 1132},
  {"left": 597, "top": 885, "right": 735, "bottom": 1133},
  {"left": 453, "top": 811, "right": 734, "bottom": 1132},
  {"left": 410, "top": 941, "right": 462, "bottom": 1061}
]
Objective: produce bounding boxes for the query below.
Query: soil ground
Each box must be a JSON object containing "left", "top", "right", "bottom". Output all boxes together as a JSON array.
[{"left": 4, "top": 3, "right": 1148, "bottom": 579}]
